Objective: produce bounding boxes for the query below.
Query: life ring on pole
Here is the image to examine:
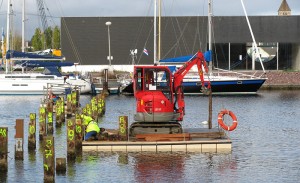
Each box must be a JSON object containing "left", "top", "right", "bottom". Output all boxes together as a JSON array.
[{"left": 218, "top": 110, "right": 238, "bottom": 131}]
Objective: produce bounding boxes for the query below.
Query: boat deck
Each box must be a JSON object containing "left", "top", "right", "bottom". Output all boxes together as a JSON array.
[{"left": 82, "top": 128, "right": 231, "bottom": 153}]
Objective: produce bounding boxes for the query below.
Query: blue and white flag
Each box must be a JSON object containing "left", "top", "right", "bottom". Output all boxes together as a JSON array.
[{"left": 143, "top": 48, "right": 149, "bottom": 56}]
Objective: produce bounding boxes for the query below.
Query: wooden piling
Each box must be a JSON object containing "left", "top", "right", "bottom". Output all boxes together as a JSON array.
[
  {"left": 47, "top": 101, "right": 54, "bottom": 134},
  {"left": 28, "top": 113, "right": 36, "bottom": 150},
  {"left": 55, "top": 99, "right": 63, "bottom": 127},
  {"left": 97, "top": 95, "right": 106, "bottom": 117},
  {"left": 91, "top": 97, "right": 98, "bottom": 121},
  {"left": 97, "top": 96, "right": 103, "bottom": 117},
  {"left": 86, "top": 103, "right": 92, "bottom": 117},
  {"left": 71, "top": 91, "right": 77, "bottom": 113},
  {"left": 39, "top": 105, "right": 47, "bottom": 141},
  {"left": 67, "top": 118, "right": 76, "bottom": 160},
  {"left": 75, "top": 89, "right": 80, "bottom": 107},
  {"left": 0, "top": 127, "right": 8, "bottom": 172},
  {"left": 43, "top": 136, "right": 55, "bottom": 182},
  {"left": 82, "top": 106, "right": 87, "bottom": 116},
  {"left": 75, "top": 117, "right": 83, "bottom": 151},
  {"left": 56, "top": 158, "right": 66, "bottom": 174},
  {"left": 119, "top": 116, "right": 128, "bottom": 141},
  {"left": 66, "top": 94, "right": 72, "bottom": 118},
  {"left": 102, "top": 69, "right": 109, "bottom": 96},
  {"left": 101, "top": 94, "right": 106, "bottom": 115},
  {"left": 60, "top": 96, "right": 65, "bottom": 122},
  {"left": 15, "top": 119, "right": 24, "bottom": 160}
]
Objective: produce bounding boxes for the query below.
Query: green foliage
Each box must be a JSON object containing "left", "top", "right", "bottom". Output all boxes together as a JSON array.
[
  {"left": 44, "top": 27, "right": 53, "bottom": 49},
  {"left": 31, "top": 26, "right": 61, "bottom": 51},
  {"left": 53, "top": 26, "right": 61, "bottom": 49},
  {"left": 12, "top": 34, "right": 22, "bottom": 51},
  {"left": 31, "top": 28, "right": 43, "bottom": 51}
]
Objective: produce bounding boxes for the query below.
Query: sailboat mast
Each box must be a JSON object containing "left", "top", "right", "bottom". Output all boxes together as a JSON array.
[
  {"left": 154, "top": 0, "right": 157, "bottom": 64},
  {"left": 158, "top": 0, "right": 161, "bottom": 62},
  {"left": 240, "top": 0, "right": 265, "bottom": 73},
  {"left": 22, "top": 0, "right": 25, "bottom": 52},
  {"left": 6, "top": 0, "right": 12, "bottom": 74},
  {"left": 6, "top": 0, "right": 11, "bottom": 52},
  {"left": 208, "top": 0, "right": 212, "bottom": 75},
  {"left": 208, "top": 0, "right": 213, "bottom": 129}
]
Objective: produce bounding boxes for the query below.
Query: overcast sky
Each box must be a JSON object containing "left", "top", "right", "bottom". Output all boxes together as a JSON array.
[{"left": 0, "top": 0, "right": 299, "bottom": 40}]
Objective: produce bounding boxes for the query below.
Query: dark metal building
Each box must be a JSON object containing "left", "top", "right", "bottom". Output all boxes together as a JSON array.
[{"left": 61, "top": 16, "right": 300, "bottom": 70}]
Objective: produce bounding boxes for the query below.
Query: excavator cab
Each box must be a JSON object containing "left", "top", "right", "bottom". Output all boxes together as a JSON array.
[
  {"left": 130, "top": 65, "right": 182, "bottom": 136},
  {"left": 134, "top": 66, "right": 172, "bottom": 101}
]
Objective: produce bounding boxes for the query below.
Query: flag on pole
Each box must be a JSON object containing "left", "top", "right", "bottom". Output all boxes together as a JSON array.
[{"left": 143, "top": 48, "right": 149, "bottom": 56}]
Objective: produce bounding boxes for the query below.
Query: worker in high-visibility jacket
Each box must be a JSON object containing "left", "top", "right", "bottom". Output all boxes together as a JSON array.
[
  {"left": 85, "top": 121, "right": 100, "bottom": 140},
  {"left": 81, "top": 114, "right": 100, "bottom": 140},
  {"left": 81, "top": 114, "right": 93, "bottom": 126}
]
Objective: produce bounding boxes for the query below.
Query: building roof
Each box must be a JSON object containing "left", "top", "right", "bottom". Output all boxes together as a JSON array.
[{"left": 278, "top": 0, "right": 291, "bottom": 12}]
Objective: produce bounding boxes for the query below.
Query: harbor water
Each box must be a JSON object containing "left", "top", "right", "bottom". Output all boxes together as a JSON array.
[{"left": 0, "top": 90, "right": 300, "bottom": 182}]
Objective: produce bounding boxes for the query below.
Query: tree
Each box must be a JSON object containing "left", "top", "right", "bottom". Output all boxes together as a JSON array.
[
  {"left": 12, "top": 33, "right": 22, "bottom": 51},
  {"left": 52, "top": 26, "right": 60, "bottom": 49},
  {"left": 31, "top": 28, "right": 43, "bottom": 51},
  {"left": 44, "top": 27, "right": 53, "bottom": 49}
]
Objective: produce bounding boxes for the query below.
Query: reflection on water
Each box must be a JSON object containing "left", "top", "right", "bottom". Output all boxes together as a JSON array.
[
  {"left": 0, "top": 91, "right": 300, "bottom": 182},
  {"left": 132, "top": 153, "right": 185, "bottom": 182}
]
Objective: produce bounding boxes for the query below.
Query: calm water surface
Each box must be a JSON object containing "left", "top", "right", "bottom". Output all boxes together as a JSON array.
[{"left": 0, "top": 90, "right": 300, "bottom": 183}]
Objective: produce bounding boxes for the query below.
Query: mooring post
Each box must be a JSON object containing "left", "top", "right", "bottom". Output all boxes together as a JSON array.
[
  {"left": 86, "top": 103, "right": 92, "bottom": 117},
  {"left": 56, "top": 157, "right": 66, "bottom": 174},
  {"left": 55, "top": 99, "right": 62, "bottom": 127},
  {"left": 60, "top": 96, "right": 65, "bottom": 122},
  {"left": 102, "top": 69, "right": 109, "bottom": 96},
  {"left": 91, "top": 97, "right": 98, "bottom": 121},
  {"left": 43, "top": 136, "right": 55, "bottom": 182},
  {"left": 66, "top": 94, "right": 72, "bottom": 118},
  {"left": 15, "top": 119, "right": 24, "bottom": 160},
  {"left": 67, "top": 118, "right": 76, "bottom": 160},
  {"left": 75, "top": 117, "right": 83, "bottom": 152},
  {"left": 0, "top": 127, "right": 8, "bottom": 172},
  {"left": 75, "top": 89, "right": 80, "bottom": 108},
  {"left": 97, "top": 95, "right": 103, "bottom": 118},
  {"left": 28, "top": 113, "right": 36, "bottom": 150},
  {"left": 71, "top": 91, "right": 77, "bottom": 113},
  {"left": 47, "top": 101, "right": 54, "bottom": 134},
  {"left": 119, "top": 116, "right": 128, "bottom": 141},
  {"left": 101, "top": 94, "right": 106, "bottom": 115},
  {"left": 208, "top": 89, "right": 212, "bottom": 129},
  {"left": 82, "top": 106, "right": 87, "bottom": 116},
  {"left": 39, "top": 105, "right": 47, "bottom": 141}
]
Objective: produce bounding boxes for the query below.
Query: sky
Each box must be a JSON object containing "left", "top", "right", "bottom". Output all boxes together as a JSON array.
[{"left": 0, "top": 0, "right": 299, "bottom": 40}]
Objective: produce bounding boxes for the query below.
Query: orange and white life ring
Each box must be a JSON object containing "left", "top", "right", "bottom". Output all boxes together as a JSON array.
[{"left": 218, "top": 110, "right": 238, "bottom": 131}]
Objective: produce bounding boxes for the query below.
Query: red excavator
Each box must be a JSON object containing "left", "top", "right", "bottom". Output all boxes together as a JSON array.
[{"left": 129, "top": 51, "right": 211, "bottom": 136}]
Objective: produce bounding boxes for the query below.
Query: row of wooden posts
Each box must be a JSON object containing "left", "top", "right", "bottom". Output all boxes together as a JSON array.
[{"left": 0, "top": 90, "right": 109, "bottom": 182}]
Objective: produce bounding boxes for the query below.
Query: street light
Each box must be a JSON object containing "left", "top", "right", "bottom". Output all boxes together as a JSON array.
[
  {"left": 130, "top": 49, "right": 137, "bottom": 65},
  {"left": 105, "top": 21, "right": 112, "bottom": 66}
]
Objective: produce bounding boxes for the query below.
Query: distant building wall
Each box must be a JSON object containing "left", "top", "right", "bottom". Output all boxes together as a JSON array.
[
  {"left": 61, "top": 16, "right": 300, "bottom": 70},
  {"left": 292, "top": 44, "right": 300, "bottom": 70}
]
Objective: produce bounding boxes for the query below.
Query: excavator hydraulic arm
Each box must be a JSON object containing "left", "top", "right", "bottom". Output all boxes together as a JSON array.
[{"left": 173, "top": 51, "right": 211, "bottom": 121}]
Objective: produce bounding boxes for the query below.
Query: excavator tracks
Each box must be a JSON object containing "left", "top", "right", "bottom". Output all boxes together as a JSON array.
[{"left": 129, "top": 122, "right": 182, "bottom": 137}]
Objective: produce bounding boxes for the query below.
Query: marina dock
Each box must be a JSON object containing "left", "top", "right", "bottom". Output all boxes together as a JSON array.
[{"left": 82, "top": 128, "right": 231, "bottom": 153}]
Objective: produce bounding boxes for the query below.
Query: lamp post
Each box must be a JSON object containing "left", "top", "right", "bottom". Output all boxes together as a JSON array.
[{"left": 105, "top": 21, "right": 112, "bottom": 66}]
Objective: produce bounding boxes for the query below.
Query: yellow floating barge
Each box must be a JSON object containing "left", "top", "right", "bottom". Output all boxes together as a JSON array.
[{"left": 82, "top": 128, "right": 232, "bottom": 153}]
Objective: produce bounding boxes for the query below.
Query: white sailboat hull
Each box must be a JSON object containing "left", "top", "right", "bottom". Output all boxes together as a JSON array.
[{"left": 0, "top": 73, "right": 91, "bottom": 95}]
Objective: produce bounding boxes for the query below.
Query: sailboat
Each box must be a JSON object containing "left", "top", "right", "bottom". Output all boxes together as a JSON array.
[
  {"left": 0, "top": 0, "right": 91, "bottom": 95},
  {"left": 122, "top": 0, "right": 267, "bottom": 95}
]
